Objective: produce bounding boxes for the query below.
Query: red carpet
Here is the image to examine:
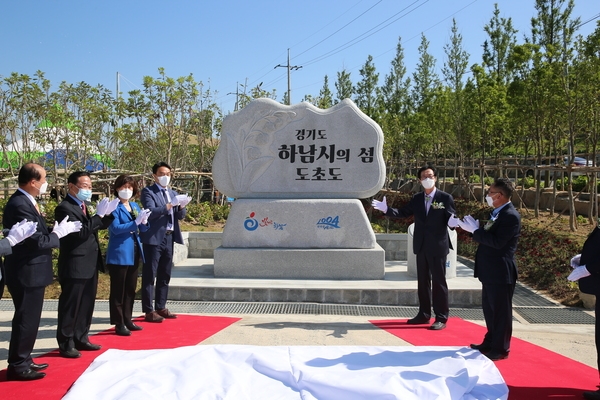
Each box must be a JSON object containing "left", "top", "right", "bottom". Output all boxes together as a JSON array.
[
  {"left": 0, "top": 314, "right": 240, "bottom": 399},
  {"left": 372, "top": 317, "right": 600, "bottom": 399}
]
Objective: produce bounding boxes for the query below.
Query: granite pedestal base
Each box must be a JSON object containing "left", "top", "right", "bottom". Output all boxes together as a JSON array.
[{"left": 214, "top": 245, "right": 385, "bottom": 280}]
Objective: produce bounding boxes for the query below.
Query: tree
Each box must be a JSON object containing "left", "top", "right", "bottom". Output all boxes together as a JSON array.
[
  {"left": 442, "top": 19, "right": 471, "bottom": 166},
  {"left": 334, "top": 69, "right": 353, "bottom": 104},
  {"left": 354, "top": 55, "right": 380, "bottom": 120}
]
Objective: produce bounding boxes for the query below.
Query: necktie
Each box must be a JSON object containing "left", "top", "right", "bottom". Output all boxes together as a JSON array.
[
  {"left": 163, "top": 189, "right": 174, "bottom": 225},
  {"left": 425, "top": 195, "right": 432, "bottom": 215},
  {"left": 81, "top": 202, "right": 87, "bottom": 216},
  {"left": 34, "top": 203, "right": 40, "bottom": 214}
]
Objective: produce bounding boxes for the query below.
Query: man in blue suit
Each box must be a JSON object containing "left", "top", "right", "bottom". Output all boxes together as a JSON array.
[
  {"left": 139, "top": 162, "right": 189, "bottom": 322},
  {"left": 459, "top": 177, "right": 521, "bottom": 361},
  {"left": 372, "top": 166, "right": 459, "bottom": 331}
]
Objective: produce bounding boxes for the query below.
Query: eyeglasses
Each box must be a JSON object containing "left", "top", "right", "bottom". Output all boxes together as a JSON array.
[
  {"left": 421, "top": 175, "right": 435, "bottom": 180},
  {"left": 487, "top": 190, "right": 502, "bottom": 196}
]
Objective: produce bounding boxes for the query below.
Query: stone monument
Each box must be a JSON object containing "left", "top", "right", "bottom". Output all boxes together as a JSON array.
[{"left": 213, "top": 98, "right": 385, "bottom": 279}]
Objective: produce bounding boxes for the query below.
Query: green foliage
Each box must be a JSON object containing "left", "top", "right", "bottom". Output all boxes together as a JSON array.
[{"left": 183, "top": 202, "right": 229, "bottom": 226}]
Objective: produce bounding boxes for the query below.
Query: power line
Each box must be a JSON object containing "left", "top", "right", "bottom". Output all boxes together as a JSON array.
[{"left": 298, "top": 0, "right": 429, "bottom": 67}]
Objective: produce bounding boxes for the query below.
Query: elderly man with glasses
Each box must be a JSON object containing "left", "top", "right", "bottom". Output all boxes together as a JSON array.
[{"left": 458, "top": 177, "right": 521, "bottom": 361}]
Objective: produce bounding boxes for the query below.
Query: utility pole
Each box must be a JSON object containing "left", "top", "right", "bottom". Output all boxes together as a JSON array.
[
  {"left": 227, "top": 82, "right": 240, "bottom": 111},
  {"left": 275, "top": 49, "right": 302, "bottom": 105}
]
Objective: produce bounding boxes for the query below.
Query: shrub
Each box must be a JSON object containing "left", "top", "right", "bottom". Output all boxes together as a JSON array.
[{"left": 469, "top": 174, "right": 481, "bottom": 183}]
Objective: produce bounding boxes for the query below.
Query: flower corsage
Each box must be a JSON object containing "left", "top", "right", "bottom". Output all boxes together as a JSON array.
[{"left": 431, "top": 201, "right": 445, "bottom": 210}]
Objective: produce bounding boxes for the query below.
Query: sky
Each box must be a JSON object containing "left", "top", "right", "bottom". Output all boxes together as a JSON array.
[{"left": 1, "top": 0, "right": 599, "bottom": 116}]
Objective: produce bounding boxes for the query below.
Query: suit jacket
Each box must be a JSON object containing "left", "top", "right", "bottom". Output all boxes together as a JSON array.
[
  {"left": 386, "top": 189, "right": 456, "bottom": 257},
  {"left": 2, "top": 190, "right": 60, "bottom": 288},
  {"left": 472, "top": 202, "right": 521, "bottom": 284},
  {"left": 55, "top": 195, "right": 114, "bottom": 280},
  {"left": 139, "top": 184, "right": 186, "bottom": 246},
  {"left": 106, "top": 202, "right": 149, "bottom": 265},
  {"left": 578, "top": 227, "right": 600, "bottom": 295}
]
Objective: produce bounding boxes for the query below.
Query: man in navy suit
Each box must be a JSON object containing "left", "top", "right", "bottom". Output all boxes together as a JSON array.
[
  {"left": 372, "top": 166, "right": 458, "bottom": 330},
  {"left": 3, "top": 163, "right": 81, "bottom": 380},
  {"left": 139, "top": 162, "right": 189, "bottom": 322},
  {"left": 54, "top": 171, "right": 118, "bottom": 358},
  {"left": 571, "top": 227, "right": 600, "bottom": 399},
  {"left": 459, "top": 177, "right": 521, "bottom": 361}
]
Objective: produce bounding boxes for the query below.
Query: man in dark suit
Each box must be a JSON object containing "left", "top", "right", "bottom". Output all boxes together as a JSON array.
[
  {"left": 55, "top": 171, "right": 118, "bottom": 359},
  {"left": 571, "top": 228, "right": 600, "bottom": 400},
  {"left": 139, "top": 162, "right": 189, "bottom": 322},
  {"left": 372, "top": 166, "right": 458, "bottom": 330},
  {"left": 3, "top": 163, "right": 81, "bottom": 380},
  {"left": 459, "top": 177, "right": 521, "bottom": 361}
]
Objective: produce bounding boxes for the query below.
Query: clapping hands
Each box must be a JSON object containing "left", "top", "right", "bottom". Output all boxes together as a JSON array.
[
  {"left": 52, "top": 216, "right": 83, "bottom": 239},
  {"left": 97, "top": 198, "right": 120, "bottom": 217},
  {"left": 6, "top": 219, "right": 38, "bottom": 246},
  {"left": 176, "top": 195, "right": 192, "bottom": 208},
  {"left": 135, "top": 209, "right": 152, "bottom": 225},
  {"left": 457, "top": 215, "right": 480, "bottom": 233}
]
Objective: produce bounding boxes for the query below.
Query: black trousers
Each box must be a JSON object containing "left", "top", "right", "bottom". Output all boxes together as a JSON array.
[
  {"left": 415, "top": 251, "right": 449, "bottom": 322},
  {"left": 56, "top": 273, "right": 98, "bottom": 351},
  {"left": 595, "top": 297, "right": 600, "bottom": 374},
  {"left": 108, "top": 263, "right": 139, "bottom": 325},
  {"left": 481, "top": 282, "right": 515, "bottom": 354},
  {"left": 7, "top": 283, "right": 45, "bottom": 373},
  {"left": 142, "top": 233, "right": 173, "bottom": 313}
]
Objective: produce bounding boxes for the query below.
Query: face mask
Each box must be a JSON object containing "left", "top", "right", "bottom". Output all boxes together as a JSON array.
[
  {"left": 76, "top": 188, "right": 92, "bottom": 202},
  {"left": 118, "top": 189, "right": 133, "bottom": 200},
  {"left": 421, "top": 178, "right": 435, "bottom": 190},
  {"left": 37, "top": 181, "right": 48, "bottom": 195},
  {"left": 485, "top": 195, "right": 495, "bottom": 207},
  {"left": 157, "top": 175, "right": 170, "bottom": 187}
]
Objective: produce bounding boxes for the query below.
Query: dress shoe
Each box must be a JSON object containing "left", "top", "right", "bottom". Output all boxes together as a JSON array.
[
  {"left": 145, "top": 311, "right": 164, "bottom": 323},
  {"left": 75, "top": 341, "right": 102, "bottom": 351},
  {"left": 583, "top": 388, "right": 600, "bottom": 400},
  {"left": 6, "top": 368, "right": 46, "bottom": 381},
  {"left": 157, "top": 308, "right": 177, "bottom": 319},
  {"left": 59, "top": 348, "right": 81, "bottom": 358},
  {"left": 115, "top": 324, "right": 131, "bottom": 336},
  {"left": 30, "top": 362, "right": 49, "bottom": 371},
  {"left": 429, "top": 321, "right": 446, "bottom": 330},
  {"left": 486, "top": 351, "right": 509, "bottom": 361},
  {"left": 406, "top": 315, "right": 430, "bottom": 325},
  {"left": 125, "top": 321, "right": 143, "bottom": 331},
  {"left": 470, "top": 343, "right": 491, "bottom": 353}
]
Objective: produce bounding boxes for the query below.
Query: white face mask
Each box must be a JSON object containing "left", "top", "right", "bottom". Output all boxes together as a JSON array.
[
  {"left": 485, "top": 195, "right": 495, "bottom": 207},
  {"left": 37, "top": 181, "right": 48, "bottom": 195},
  {"left": 118, "top": 189, "right": 133, "bottom": 200},
  {"left": 157, "top": 175, "right": 170, "bottom": 187},
  {"left": 421, "top": 178, "right": 435, "bottom": 190}
]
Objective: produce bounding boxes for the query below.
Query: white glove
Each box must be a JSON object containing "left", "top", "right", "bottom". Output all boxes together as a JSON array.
[
  {"left": 52, "top": 216, "right": 83, "bottom": 239},
  {"left": 570, "top": 254, "right": 581, "bottom": 268},
  {"left": 170, "top": 194, "right": 180, "bottom": 206},
  {"left": 568, "top": 265, "right": 591, "bottom": 281},
  {"left": 6, "top": 219, "right": 38, "bottom": 246},
  {"left": 136, "top": 209, "right": 152, "bottom": 225},
  {"left": 96, "top": 198, "right": 110, "bottom": 217},
  {"left": 176, "top": 195, "right": 192, "bottom": 208},
  {"left": 141, "top": 209, "right": 151, "bottom": 225},
  {"left": 447, "top": 215, "right": 460, "bottom": 228},
  {"left": 458, "top": 215, "right": 479, "bottom": 233},
  {"left": 96, "top": 198, "right": 120, "bottom": 217},
  {"left": 371, "top": 196, "right": 388, "bottom": 213}
]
